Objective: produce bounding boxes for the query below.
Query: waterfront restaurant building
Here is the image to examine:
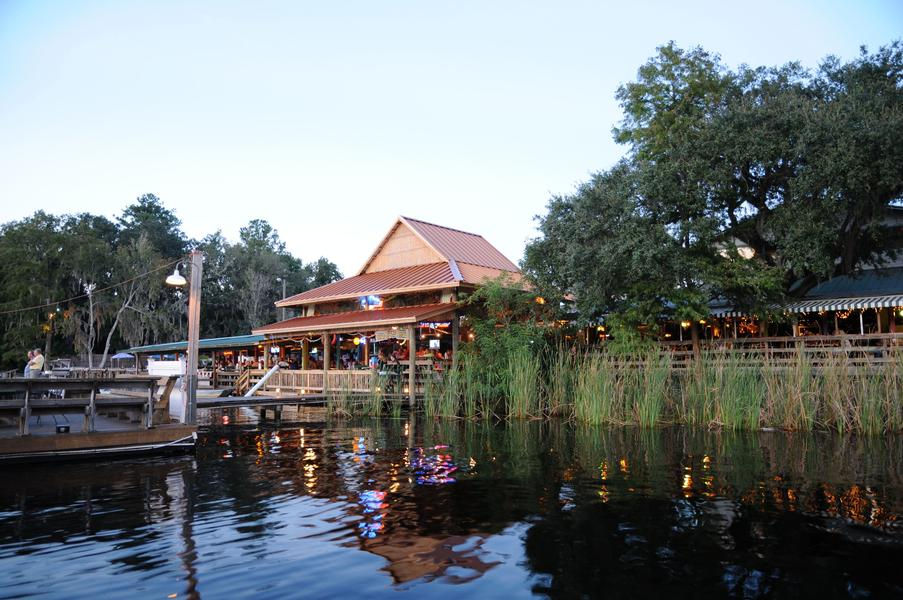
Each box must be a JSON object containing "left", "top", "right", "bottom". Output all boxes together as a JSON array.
[{"left": 251, "top": 216, "right": 522, "bottom": 398}]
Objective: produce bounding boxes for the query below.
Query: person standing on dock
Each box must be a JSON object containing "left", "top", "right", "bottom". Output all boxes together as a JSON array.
[
  {"left": 23, "top": 350, "right": 33, "bottom": 377},
  {"left": 26, "top": 349, "right": 44, "bottom": 378}
]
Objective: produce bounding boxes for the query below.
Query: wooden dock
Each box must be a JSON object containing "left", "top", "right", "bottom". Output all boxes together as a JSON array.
[
  {"left": 0, "top": 376, "right": 195, "bottom": 463},
  {"left": 0, "top": 424, "right": 196, "bottom": 463}
]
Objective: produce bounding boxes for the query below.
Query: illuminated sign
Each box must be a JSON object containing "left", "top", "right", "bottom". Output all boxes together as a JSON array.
[{"left": 360, "top": 295, "right": 383, "bottom": 310}]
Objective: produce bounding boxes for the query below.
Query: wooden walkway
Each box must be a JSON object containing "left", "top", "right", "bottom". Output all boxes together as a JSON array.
[{"left": 0, "top": 376, "right": 194, "bottom": 463}]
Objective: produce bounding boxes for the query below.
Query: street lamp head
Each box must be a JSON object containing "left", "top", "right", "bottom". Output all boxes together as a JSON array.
[{"left": 165, "top": 267, "right": 187, "bottom": 287}]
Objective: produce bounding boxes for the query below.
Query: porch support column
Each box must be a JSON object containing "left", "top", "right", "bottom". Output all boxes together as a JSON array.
[
  {"left": 408, "top": 325, "right": 416, "bottom": 409},
  {"left": 302, "top": 338, "right": 309, "bottom": 370},
  {"left": 322, "top": 332, "right": 330, "bottom": 393},
  {"left": 859, "top": 310, "right": 865, "bottom": 335},
  {"left": 876, "top": 308, "right": 883, "bottom": 334},
  {"left": 451, "top": 312, "right": 460, "bottom": 370}
]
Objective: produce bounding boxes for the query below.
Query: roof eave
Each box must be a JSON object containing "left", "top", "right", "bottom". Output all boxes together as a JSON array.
[
  {"left": 275, "top": 280, "right": 461, "bottom": 308},
  {"left": 253, "top": 305, "right": 458, "bottom": 336}
]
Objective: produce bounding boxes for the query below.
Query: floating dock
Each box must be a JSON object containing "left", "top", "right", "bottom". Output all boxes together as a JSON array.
[{"left": 0, "top": 424, "right": 197, "bottom": 463}]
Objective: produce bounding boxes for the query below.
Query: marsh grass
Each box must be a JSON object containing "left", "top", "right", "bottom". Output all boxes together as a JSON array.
[
  {"left": 573, "top": 353, "right": 626, "bottom": 425},
  {"left": 632, "top": 353, "right": 671, "bottom": 427},
  {"left": 545, "top": 347, "right": 574, "bottom": 418},
  {"left": 327, "top": 382, "right": 352, "bottom": 417},
  {"left": 506, "top": 349, "right": 541, "bottom": 418},
  {"left": 336, "top": 343, "right": 902, "bottom": 434}
]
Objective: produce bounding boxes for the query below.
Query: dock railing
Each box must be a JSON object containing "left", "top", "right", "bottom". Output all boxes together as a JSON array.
[
  {"left": 212, "top": 362, "right": 444, "bottom": 397},
  {"left": 0, "top": 376, "right": 162, "bottom": 436}
]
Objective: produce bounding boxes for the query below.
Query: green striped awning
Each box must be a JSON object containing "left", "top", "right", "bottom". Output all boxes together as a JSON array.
[
  {"left": 124, "top": 334, "right": 265, "bottom": 354},
  {"left": 785, "top": 295, "right": 903, "bottom": 314}
]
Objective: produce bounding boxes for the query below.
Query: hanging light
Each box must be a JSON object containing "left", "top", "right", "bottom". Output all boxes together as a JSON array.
[{"left": 166, "top": 266, "right": 187, "bottom": 287}]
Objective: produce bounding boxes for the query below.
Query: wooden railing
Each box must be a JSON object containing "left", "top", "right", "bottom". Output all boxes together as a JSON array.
[
  {"left": 220, "top": 364, "right": 443, "bottom": 396},
  {"left": 0, "top": 376, "right": 162, "bottom": 436},
  {"left": 657, "top": 333, "right": 903, "bottom": 367}
]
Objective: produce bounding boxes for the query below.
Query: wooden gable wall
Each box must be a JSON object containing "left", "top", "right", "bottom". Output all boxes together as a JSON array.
[{"left": 364, "top": 222, "right": 445, "bottom": 273}]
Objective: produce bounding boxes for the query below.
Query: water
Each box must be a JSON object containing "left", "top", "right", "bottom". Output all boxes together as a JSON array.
[{"left": 1, "top": 419, "right": 902, "bottom": 599}]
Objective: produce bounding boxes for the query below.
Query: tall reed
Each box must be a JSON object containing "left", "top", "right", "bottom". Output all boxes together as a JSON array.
[
  {"left": 422, "top": 375, "right": 448, "bottom": 419},
  {"left": 632, "top": 352, "right": 671, "bottom": 427},
  {"left": 573, "top": 353, "right": 623, "bottom": 425},
  {"left": 545, "top": 346, "right": 575, "bottom": 419},
  {"left": 327, "top": 382, "right": 352, "bottom": 417},
  {"left": 506, "top": 349, "right": 541, "bottom": 418},
  {"left": 432, "top": 344, "right": 903, "bottom": 434}
]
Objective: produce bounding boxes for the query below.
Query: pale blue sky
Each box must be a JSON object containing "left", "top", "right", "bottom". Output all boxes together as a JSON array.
[{"left": 1, "top": 1, "right": 900, "bottom": 276}]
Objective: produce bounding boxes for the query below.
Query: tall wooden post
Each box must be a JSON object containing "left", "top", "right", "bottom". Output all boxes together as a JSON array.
[
  {"left": 451, "top": 313, "right": 459, "bottom": 370},
  {"left": 185, "top": 250, "right": 203, "bottom": 425},
  {"left": 408, "top": 326, "right": 416, "bottom": 408},
  {"left": 322, "top": 332, "right": 330, "bottom": 393},
  {"left": 302, "top": 338, "right": 310, "bottom": 370}
]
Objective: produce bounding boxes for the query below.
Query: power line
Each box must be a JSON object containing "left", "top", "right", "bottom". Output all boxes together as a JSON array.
[{"left": 0, "top": 257, "right": 185, "bottom": 317}]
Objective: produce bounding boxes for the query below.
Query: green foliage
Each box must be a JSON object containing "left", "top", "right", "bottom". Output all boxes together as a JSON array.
[
  {"left": 0, "top": 197, "right": 343, "bottom": 369},
  {"left": 459, "top": 275, "right": 549, "bottom": 404},
  {"left": 525, "top": 41, "right": 903, "bottom": 335}
]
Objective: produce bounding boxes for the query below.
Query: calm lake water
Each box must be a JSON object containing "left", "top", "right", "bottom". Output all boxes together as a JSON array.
[{"left": 1, "top": 418, "right": 902, "bottom": 599}]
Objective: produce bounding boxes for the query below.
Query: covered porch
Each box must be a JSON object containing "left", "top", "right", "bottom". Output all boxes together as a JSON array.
[{"left": 251, "top": 303, "right": 463, "bottom": 401}]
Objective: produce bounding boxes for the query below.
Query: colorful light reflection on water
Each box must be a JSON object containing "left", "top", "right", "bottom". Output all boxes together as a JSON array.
[{"left": 1, "top": 421, "right": 902, "bottom": 599}]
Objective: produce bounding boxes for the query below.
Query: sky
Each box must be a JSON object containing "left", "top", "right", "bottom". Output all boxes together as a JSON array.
[{"left": 0, "top": 1, "right": 901, "bottom": 277}]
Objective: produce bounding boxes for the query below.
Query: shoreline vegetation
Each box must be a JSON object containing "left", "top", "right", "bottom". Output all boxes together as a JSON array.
[{"left": 326, "top": 348, "right": 903, "bottom": 435}]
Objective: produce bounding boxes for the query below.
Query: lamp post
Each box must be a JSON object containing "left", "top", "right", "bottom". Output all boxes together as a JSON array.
[
  {"left": 276, "top": 276, "right": 287, "bottom": 321},
  {"left": 166, "top": 250, "right": 203, "bottom": 425}
]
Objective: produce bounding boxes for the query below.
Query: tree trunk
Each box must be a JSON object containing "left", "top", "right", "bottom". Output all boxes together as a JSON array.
[
  {"left": 99, "top": 287, "right": 136, "bottom": 368},
  {"left": 691, "top": 322, "right": 700, "bottom": 357}
]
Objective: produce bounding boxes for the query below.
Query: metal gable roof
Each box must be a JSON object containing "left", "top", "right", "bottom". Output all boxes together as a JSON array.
[
  {"left": 804, "top": 267, "right": 903, "bottom": 299},
  {"left": 278, "top": 217, "right": 522, "bottom": 307},
  {"left": 401, "top": 216, "right": 521, "bottom": 272},
  {"left": 276, "top": 262, "right": 458, "bottom": 307}
]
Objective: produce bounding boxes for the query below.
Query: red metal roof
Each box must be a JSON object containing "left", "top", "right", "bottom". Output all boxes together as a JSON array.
[
  {"left": 253, "top": 303, "right": 458, "bottom": 335},
  {"left": 402, "top": 217, "right": 521, "bottom": 272},
  {"left": 277, "top": 262, "right": 457, "bottom": 307}
]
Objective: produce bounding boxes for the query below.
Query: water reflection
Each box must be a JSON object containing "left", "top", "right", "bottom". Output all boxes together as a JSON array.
[{"left": 0, "top": 419, "right": 901, "bottom": 598}]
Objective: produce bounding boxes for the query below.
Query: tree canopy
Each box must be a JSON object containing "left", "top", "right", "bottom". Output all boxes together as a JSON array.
[
  {"left": 524, "top": 41, "right": 903, "bottom": 331},
  {"left": 0, "top": 197, "right": 342, "bottom": 369}
]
